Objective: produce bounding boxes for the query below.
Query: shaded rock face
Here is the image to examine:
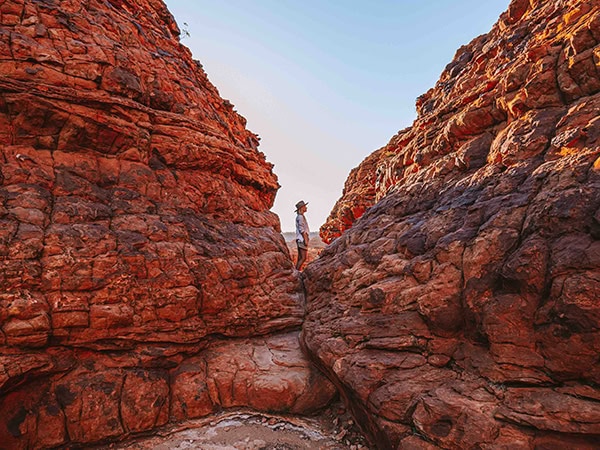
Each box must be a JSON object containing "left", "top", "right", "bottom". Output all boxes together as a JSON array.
[
  {"left": 306, "top": 0, "right": 600, "bottom": 448},
  {"left": 0, "top": 0, "right": 334, "bottom": 448}
]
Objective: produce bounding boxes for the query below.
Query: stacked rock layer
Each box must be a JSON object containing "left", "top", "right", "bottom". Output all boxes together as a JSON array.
[
  {"left": 0, "top": 0, "right": 335, "bottom": 448},
  {"left": 308, "top": 0, "right": 600, "bottom": 448}
]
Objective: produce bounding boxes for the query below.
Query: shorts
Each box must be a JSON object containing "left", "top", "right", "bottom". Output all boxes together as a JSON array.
[{"left": 297, "top": 239, "right": 308, "bottom": 250}]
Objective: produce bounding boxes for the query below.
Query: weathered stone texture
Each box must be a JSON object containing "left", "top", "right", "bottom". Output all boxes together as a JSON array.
[
  {"left": 307, "top": 0, "right": 600, "bottom": 448},
  {"left": 0, "top": 0, "right": 332, "bottom": 448},
  {"left": 0, "top": 332, "right": 336, "bottom": 448},
  {"left": 0, "top": 0, "right": 302, "bottom": 349}
]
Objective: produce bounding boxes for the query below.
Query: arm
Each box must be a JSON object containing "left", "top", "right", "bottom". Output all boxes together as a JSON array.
[
  {"left": 301, "top": 216, "right": 309, "bottom": 245},
  {"left": 302, "top": 231, "right": 309, "bottom": 245}
]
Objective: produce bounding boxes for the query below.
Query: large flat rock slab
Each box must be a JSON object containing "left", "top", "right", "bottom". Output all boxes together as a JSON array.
[{"left": 0, "top": 332, "right": 337, "bottom": 448}]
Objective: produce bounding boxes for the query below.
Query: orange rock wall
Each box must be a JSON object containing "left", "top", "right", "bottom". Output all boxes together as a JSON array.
[
  {"left": 307, "top": 0, "right": 600, "bottom": 448},
  {"left": 321, "top": 0, "right": 600, "bottom": 244},
  {"left": 0, "top": 0, "right": 334, "bottom": 447}
]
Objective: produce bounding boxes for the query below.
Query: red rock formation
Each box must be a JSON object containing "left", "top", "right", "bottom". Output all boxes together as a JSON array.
[
  {"left": 306, "top": 0, "right": 600, "bottom": 448},
  {"left": 0, "top": 0, "right": 335, "bottom": 447},
  {"left": 0, "top": 331, "right": 335, "bottom": 448},
  {"left": 320, "top": 149, "right": 382, "bottom": 244}
]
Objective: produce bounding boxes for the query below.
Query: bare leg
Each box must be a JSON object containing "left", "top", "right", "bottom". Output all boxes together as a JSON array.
[{"left": 296, "top": 247, "right": 307, "bottom": 270}]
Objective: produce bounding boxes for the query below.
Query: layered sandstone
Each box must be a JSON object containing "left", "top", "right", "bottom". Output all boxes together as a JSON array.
[
  {"left": 306, "top": 0, "right": 600, "bottom": 448},
  {"left": 0, "top": 0, "right": 334, "bottom": 448}
]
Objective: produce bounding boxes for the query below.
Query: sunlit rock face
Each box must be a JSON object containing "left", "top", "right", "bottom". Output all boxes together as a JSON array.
[
  {"left": 0, "top": 0, "right": 335, "bottom": 448},
  {"left": 307, "top": 0, "right": 600, "bottom": 448}
]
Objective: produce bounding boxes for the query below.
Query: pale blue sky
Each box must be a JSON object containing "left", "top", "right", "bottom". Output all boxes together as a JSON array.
[{"left": 164, "top": 0, "right": 509, "bottom": 232}]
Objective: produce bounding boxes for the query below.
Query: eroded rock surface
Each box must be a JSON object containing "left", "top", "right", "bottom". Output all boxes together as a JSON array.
[
  {"left": 0, "top": 331, "right": 336, "bottom": 448},
  {"left": 306, "top": 0, "right": 600, "bottom": 448},
  {"left": 0, "top": 0, "right": 329, "bottom": 448}
]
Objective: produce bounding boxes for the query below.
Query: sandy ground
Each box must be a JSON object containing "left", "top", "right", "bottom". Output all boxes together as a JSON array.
[{"left": 97, "top": 403, "right": 371, "bottom": 450}]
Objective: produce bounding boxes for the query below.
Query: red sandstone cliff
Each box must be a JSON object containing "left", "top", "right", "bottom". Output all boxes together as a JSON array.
[
  {"left": 306, "top": 0, "right": 600, "bottom": 448},
  {"left": 0, "top": 1, "right": 334, "bottom": 448}
]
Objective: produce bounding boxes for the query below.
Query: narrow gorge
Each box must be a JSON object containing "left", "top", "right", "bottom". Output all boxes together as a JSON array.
[{"left": 1, "top": 0, "right": 599, "bottom": 449}]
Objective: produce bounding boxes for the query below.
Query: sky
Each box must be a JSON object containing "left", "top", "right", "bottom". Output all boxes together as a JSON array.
[{"left": 163, "top": 0, "right": 510, "bottom": 232}]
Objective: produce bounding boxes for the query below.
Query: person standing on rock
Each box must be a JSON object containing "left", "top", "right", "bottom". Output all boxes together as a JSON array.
[{"left": 295, "top": 200, "right": 310, "bottom": 270}]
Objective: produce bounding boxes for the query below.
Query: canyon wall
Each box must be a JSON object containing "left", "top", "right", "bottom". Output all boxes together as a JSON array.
[
  {"left": 0, "top": 1, "right": 334, "bottom": 448},
  {"left": 307, "top": 0, "right": 600, "bottom": 448}
]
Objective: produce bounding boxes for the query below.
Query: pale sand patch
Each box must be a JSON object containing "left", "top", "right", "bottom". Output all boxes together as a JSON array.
[{"left": 98, "top": 407, "right": 370, "bottom": 450}]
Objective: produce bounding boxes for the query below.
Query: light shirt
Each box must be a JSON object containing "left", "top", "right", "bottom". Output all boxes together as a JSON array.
[{"left": 295, "top": 213, "right": 309, "bottom": 242}]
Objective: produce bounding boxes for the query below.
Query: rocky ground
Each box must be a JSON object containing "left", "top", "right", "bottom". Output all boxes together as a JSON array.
[{"left": 96, "top": 402, "right": 372, "bottom": 450}]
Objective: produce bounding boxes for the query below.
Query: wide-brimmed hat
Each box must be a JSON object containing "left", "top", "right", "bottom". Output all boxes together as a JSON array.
[{"left": 295, "top": 200, "right": 308, "bottom": 211}]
